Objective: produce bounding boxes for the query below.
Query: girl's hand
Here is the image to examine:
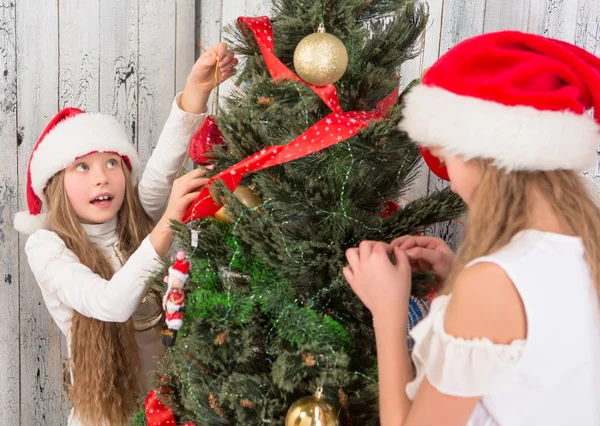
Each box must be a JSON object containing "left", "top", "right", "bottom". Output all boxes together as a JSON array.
[
  {"left": 180, "top": 42, "right": 238, "bottom": 114},
  {"left": 162, "top": 167, "right": 211, "bottom": 223},
  {"left": 391, "top": 235, "right": 456, "bottom": 284},
  {"left": 343, "top": 241, "right": 412, "bottom": 320},
  {"left": 150, "top": 167, "right": 211, "bottom": 257}
]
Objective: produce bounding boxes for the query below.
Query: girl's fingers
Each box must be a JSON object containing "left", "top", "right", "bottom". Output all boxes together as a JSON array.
[
  {"left": 393, "top": 246, "right": 410, "bottom": 271},
  {"left": 342, "top": 266, "right": 354, "bottom": 285},
  {"left": 181, "top": 191, "right": 202, "bottom": 209},
  {"left": 345, "top": 247, "right": 359, "bottom": 268}
]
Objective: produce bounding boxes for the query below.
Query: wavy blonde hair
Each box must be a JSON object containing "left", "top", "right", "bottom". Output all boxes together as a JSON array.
[
  {"left": 45, "top": 162, "right": 154, "bottom": 425},
  {"left": 444, "top": 161, "right": 600, "bottom": 297}
]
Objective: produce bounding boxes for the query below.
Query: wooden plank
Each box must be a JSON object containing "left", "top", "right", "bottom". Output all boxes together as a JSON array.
[
  {"left": 0, "top": 1, "right": 20, "bottom": 424},
  {"left": 574, "top": 0, "right": 600, "bottom": 53},
  {"left": 16, "top": 1, "right": 67, "bottom": 424},
  {"left": 176, "top": 0, "right": 197, "bottom": 93},
  {"left": 401, "top": 0, "right": 444, "bottom": 202},
  {"left": 528, "top": 0, "right": 579, "bottom": 42},
  {"left": 198, "top": 0, "right": 223, "bottom": 112},
  {"left": 138, "top": 0, "right": 177, "bottom": 167},
  {"left": 574, "top": 0, "right": 600, "bottom": 189},
  {"left": 430, "top": 0, "right": 486, "bottom": 249},
  {"left": 59, "top": 0, "right": 100, "bottom": 110},
  {"left": 99, "top": 0, "right": 139, "bottom": 147},
  {"left": 483, "top": 0, "right": 531, "bottom": 32}
]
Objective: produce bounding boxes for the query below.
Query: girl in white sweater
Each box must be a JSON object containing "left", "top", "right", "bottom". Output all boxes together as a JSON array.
[{"left": 14, "top": 43, "right": 237, "bottom": 426}]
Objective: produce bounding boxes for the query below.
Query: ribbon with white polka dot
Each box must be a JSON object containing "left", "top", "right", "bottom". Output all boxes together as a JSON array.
[{"left": 182, "top": 16, "right": 398, "bottom": 223}]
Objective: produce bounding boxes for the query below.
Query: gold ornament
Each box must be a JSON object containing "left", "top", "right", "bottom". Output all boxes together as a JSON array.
[
  {"left": 214, "top": 185, "right": 262, "bottom": 223},
  {"left": 293, "top": 23, "right": 348, "bottom": 86},
  {"left": 285, "top": 387, "right": 339, "bottom": 426}
]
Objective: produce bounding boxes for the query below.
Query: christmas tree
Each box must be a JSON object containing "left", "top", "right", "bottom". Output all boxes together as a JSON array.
[{"left": 139, "top": 1, "right": 464, "bottom": 425}]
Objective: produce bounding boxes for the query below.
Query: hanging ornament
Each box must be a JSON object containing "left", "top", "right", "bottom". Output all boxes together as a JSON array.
[
  {"left": 189, "top": 115, "right": 225, "bottom": 166},
  {"left": 161, "top": 251, "right": 190, "bottom": 347},
  {"left": 293, "top": 23, "right": 348, "bottom": 86},
  {"left": 214, "top": 185, "right": 262, "bottom": 223},
  {"left": 285, "top": 387, "right": 339, "bottom": 426},
  {"left": 381, "top": 200, "right": 400, "bottom": 218}
]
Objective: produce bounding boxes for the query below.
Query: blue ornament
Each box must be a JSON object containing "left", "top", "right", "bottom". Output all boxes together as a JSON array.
[{"left": 407, "top": 296, "right": 429, "bottom": 351}]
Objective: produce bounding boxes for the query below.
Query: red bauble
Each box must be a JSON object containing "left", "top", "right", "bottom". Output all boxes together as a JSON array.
[
  {"left": 381, "top": 200, "right": 400, "bottom": 218},
  {"left": 189, "top": 115, "right": 224, "bottom": 165},
  {"left": 420, "top": 147, "right": 449, "bottom": 181}
]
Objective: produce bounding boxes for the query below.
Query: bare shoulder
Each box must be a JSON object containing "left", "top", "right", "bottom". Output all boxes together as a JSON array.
[{"left": 444, "top": 262, "right": 527, "bottom": 344}]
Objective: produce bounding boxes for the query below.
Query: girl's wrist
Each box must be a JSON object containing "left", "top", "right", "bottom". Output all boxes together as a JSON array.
[
  {"left": 180, "top": 79, "right": 211, "bottom": 114},
  {"left": 150, "top": 217, "right": 174, "bottom": 257}
]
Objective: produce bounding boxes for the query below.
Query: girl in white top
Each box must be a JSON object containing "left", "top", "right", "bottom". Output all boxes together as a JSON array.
[
  {"left": 343, "top": 32, "right": 600, "bottom": 425},
  {"left": 14, "top": 43, "right": 238, "bottom": 426}
]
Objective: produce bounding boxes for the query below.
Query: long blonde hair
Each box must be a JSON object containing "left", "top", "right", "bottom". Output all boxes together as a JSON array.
[
  {"left": 445, "top": 162, "right": 600, "bottom": 298},
  {"left": 45, "top": 162, "right": 154, "bottom": 425}
]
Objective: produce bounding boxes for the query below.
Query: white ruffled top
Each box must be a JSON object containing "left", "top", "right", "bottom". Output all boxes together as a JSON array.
[
  {"left": 404, "top": 230, "right": 600, "bottom": 426},
  {"left": 406, "top": 295, "right": 525, "bottom": 426},
  {"left": 407, "top": 294, "right": 525, "bottom": 400}
]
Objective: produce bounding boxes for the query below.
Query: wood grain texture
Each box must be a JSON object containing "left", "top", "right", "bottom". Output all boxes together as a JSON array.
[
  {"left": 528, "top": 0, "right": 579, "bottom": 41},
  {"left": 16, "top": 1, "right": 67, "bottom": 424},
  {"left": 59, "top": 0, "right": 100, "bottom": 110},
  {"left": 99, "top": 0, "right": 139, "bottom": 146},
  {"left": 484, "top": 0, "right": 531, "bottom": 32},
  {"left": 0, "top": 1, "right": 20, "bottom": 425},
  {"left": 176, "top": 0, "right": 197, "bottom": 93},
  {"left": 138, "top": 0, "right": 177, "bottom": 167},
  {"left": 198, "top": 0, "right": 222, "bottom": 112}
]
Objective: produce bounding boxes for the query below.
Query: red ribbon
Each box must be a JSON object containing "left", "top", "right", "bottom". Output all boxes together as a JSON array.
[{"left": 182, "top": 16, "right": 398, "bottom": 222}]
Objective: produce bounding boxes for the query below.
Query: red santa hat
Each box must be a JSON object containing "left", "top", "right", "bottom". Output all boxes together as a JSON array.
[
  {"left": 168, "top": 251, "right": 190, "bottom": 283},
  {"left": 398, "top": 31, "right": 600, "bottom": 179},
  {"left": 13, "top": 107, "right": 140, "bottom": 234}
]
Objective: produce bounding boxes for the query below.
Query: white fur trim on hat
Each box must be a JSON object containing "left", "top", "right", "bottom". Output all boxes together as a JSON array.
[
  {"left": 13, "top": 211, "right": 48, "bottom": 235},
  {"left": 168, "top": 268, "right": 189, "bottom": 283},
  {"left": 399, "top": 85, "right": 600, "bottom": 172},
  {"left": 29, "top": 113, "right": 141, "bottom": 199}
]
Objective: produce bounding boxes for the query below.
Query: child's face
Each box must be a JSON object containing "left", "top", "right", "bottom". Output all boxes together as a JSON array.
[
  {"left": 429, "top": 147, "right": 482, "bottom": 205},
  {"left": 63, "top": 152, "right": 126, "bottom": 224}
]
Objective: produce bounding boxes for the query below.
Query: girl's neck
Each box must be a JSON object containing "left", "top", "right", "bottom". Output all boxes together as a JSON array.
[{"left": 527, "top": 189, "right": 574, "bottom": 236}]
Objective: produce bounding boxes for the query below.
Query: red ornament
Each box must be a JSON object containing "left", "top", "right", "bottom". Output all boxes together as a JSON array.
[
  {"left": 189, "top": 115, "right": 224, "bottom": 166},
  {"left": 381, "top": 200, "right": 400, "bottom": 218},
  {"left": 419, "top": 147, "right": 449, "bottom": 181}
]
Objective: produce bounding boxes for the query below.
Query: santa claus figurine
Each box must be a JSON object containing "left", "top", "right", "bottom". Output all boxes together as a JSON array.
[{"left": 161, "top": 251, "right": 190, "bottom": 347}]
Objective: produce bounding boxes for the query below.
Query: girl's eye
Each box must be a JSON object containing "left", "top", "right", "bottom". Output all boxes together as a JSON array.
[
  {"left": 75, "top": 163, "right": 89, "bottom": 172},
  {"left": 107, "top": 159, "right": 118, "bottom": 168}
]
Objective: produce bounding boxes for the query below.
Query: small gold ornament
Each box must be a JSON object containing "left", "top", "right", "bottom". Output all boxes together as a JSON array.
[
  {"left": 214, "top": 185, "right": 262, "bottom": 223},
  {"left": 293, "top": 23, "right": 348, "bottom": 86},
  {"left": 285, "top": 387, "right": 339, "bottom": 426}
]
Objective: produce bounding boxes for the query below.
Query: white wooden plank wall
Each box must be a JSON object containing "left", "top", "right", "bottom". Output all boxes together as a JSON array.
[
  {"left": 2, "top": 1, "right": 196, "bottom": 424},
  {"left": 1, "top": 0, "right": 600, "bottom": 424}
]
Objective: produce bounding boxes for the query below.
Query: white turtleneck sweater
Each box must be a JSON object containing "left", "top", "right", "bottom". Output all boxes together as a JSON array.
[{"left": 24, "top": 93, "right": 207, "bottom": 425}]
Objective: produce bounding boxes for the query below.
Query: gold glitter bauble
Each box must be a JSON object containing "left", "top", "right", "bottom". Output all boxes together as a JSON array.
[
  {"left": 214, "top": 185, "right": 261, "bottom": 224},
  {"left": 285, "top": 388, "right": 339, "bottom": 426},
  {"left": 293, "top": 24, "right": 348, "bottom": 86}
]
